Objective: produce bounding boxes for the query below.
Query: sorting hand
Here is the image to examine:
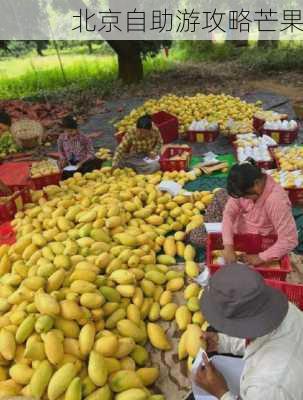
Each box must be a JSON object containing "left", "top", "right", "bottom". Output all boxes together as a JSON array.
[
  {"left": 195, "top": 353, "right": 229, "bottom": 399},
  {"left": 201, "top": 331, "right": 219, "bottom": 353},
  {"left": 242, "top": 253, "right": 263, "bottom": 266},
  {"left": 223, "top": 246, "right": 237, "bottom": 264}
]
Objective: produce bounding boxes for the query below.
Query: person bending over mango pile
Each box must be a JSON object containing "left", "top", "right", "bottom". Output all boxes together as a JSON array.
[{"left": 112, "top": 114, "right": 163, "bottom": 174}]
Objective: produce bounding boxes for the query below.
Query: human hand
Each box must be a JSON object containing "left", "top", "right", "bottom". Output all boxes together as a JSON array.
[
  {"left": 194, "top": 353, "right": 229, "bottom": 399},
  {"left": 201, "top": 331, "right": 219, "bottom": 353},
  {"left": 242, "top": 254, "right": 263, "bottom": 266},
  {"left": 223, "top": 245, "right": 237, "bottom": 264}
]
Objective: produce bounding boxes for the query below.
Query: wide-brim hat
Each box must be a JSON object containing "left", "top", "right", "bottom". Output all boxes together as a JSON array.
[{"left": 201, "top": 263, "right": 289, "bottom": 338}]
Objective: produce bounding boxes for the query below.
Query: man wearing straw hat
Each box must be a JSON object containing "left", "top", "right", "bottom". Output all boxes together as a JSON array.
[{"left": 195, "top": 264, "right": 303, "bottom": 400}]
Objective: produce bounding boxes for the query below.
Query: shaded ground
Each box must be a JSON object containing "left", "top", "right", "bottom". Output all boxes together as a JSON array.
[{"left": 73, "top": 61, "right": 303, "bottom": 156}]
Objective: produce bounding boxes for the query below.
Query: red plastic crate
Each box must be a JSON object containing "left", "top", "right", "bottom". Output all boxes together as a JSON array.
[
  {"left": 260, "top": 128, "right": 298, "bottom": 145},
  {"left": 160, "top": 146, "right": 192, "bottom": 172},
  {"left": 265, "top": 279, "right": 303, "bottom": 310},
  {"left": 0, "top": 222, "right": 16, "bottom": 245},
  {"left": 206, "top": 233, "right": 292, "bottom": 281},
  {"left": 187, "top": 130, "right": 219, "bottom": 143},
  {"left": 253, "top": 115, "right": 288, "bottom": 133},
  {"left": 31, "top": 172, "right": 62, "bottom": 190},
  {"left": 0, "top": 189, "right": 31, "bottom": 223},
  {"left": 227, "top": 134, "right": 237, "bottom": 143},
  {"left": 152, "top": 111, "right": 179, "bottom": 144},
  {"left": 233, "top": 143, "right": 277, "bottom": 170},
  {"left": 115, "top": 111, "right": 179, "bottom": 145}
]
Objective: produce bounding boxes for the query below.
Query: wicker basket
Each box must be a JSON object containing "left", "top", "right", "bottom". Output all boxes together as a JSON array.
[{"left": 11, "top": 119, "right": 44, "bottom": 150}]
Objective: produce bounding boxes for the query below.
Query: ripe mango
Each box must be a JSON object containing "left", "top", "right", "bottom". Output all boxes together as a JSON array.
[
  {"left": 157, "top": 255, "right": 176, "bottom": 265},
  {"left": 147, "top": 323, "right": 171, "bottom": 351},
  {"left": 160, "top": 303, "right": 178, "bottom": 321},
  {"left": 29, "top": 360, "right": 53, "bottom": 398},
  {"left": 175, "top": 306, "right": 192, "bottom": 330},
  {"left": 88, "top": 351, "right": 108, "bottom": 386},
  {"left": 94, "top": 335, "right": 118, "bottom": 357},
  {"left": 65, "top": 377, "right": 82, "bottom": 400},
  {"left": 116, "top": 388, "right": 148, "bottom": 400},
  {"left": 136, "top": 367, "right": 159, "bottom": 386},
  {"left": 110, "top": 370, "right": 143, "bottom": 392},
  {"left": 117, "top": 319, "right": 145, "bottom": 343},
  {"left": 47, "top": 362, "right": 77, "bottom": 400}
]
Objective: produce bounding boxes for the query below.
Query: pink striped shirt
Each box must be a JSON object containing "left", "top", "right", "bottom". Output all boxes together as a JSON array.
[{"left": 222, "top": 175, "right": 298, "bottom": 261}]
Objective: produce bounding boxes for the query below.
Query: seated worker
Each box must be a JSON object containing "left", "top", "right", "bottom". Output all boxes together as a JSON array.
[
  {"left": 0, "top": 110, "right": 11, "bottom": 135},
  {"left": 57, "top": 115, "right": 102, "bottom": 179},
  {"left": 112, "top": 114, "right": 163, "bottom": 174},
  {"left": 197, "top": 263, "right": 303, "bottom": 400},
  {"left": 222, "top": 159, "right": 298, "bottom": 265}
]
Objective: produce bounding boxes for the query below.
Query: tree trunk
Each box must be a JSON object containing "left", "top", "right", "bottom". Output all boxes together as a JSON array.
[
  {"left": 36, "top": 42, "right": 44, "bottom": 56},
  {"left": 107, "top": 41, "right": 143, "bottom": 83},
  {"left": 87, "top": 42, "right": 93, "bottom": 54}
]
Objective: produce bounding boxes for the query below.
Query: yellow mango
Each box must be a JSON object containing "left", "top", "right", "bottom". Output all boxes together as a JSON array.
[
  {"left": 110, "top": 370, "right": 143, "bottom": 392},
  {"left": 9, "top": 363, "right": 33, "bottom": 385},
  {"left": 88, "top": 351, "right": 108, "bottom": 386},
  {"left": 47, "top": 362, "right": 77, "bottom": 400},
  {"left": 157, "top": 255, "right": 176, "bottom": 266},
  {"left": 44, "top": 330, "right": 64, "bottom": 365},
  {"left": 184, "top": 245, "right": 196, "bottom": 261},
  {"left": 166, "top": 277, "right": 184, "bottom": 292},
  {"left": 94, "top": 335, "right": 118, "bottom": 357},
  {"left": 65, "top": 377, "right": 82, "bottom": 400},
  {"left": 116, "top": 388, "right": 148, "bottom": 400},
  {"left": 136, "top": 367, "right": 159, "bottom": 386},
  {"left": 163, "top": 237, "right": 177, "bottom": 257},
  {"left": 117, "top": 319, "right": 146, "bottom": 343},
  {"left": 0, "top": 329, "right": 16, "bottom": 360},
  {"left": 78, "top": 323, "right": 95, "bottom": 357},
  {"left": 29, "top": 360, "right": 53, "bottom": 398},
  {"left": 159, "top": 303, "right": 178, "bottom": 321},
  {"left": 175, "top": 305, "right": 192, "bottom": 330},
  {"left": 85, "top": 384, "right": 112, "bottom": 400},
  {"left": 147, "top": 323, "right": 171, "bottom": 351}
]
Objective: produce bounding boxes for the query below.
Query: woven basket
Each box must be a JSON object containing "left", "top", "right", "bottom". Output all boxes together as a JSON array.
[{"left": 11, "top": 119, "right": 44, "bottom": 150}]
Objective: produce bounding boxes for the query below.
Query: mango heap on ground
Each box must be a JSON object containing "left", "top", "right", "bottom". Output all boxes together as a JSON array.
[
  {"left": 115, "top": 94, "right": 260, "bottom": 135},
  {"left": 0, "top": 167, "right": 215, "bottom": 399}
]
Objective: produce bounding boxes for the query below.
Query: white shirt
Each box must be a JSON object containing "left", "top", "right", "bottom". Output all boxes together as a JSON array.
[{"left": 219, "top": 303, "right": 303, "bottom": 400}]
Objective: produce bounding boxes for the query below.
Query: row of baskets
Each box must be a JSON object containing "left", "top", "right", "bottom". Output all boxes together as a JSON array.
[
  {"left": 115, "top": 112, "right": 299, "bottom": 145},
  {"left": 206, "top": 232, "right": 303, "bottom": 310}
]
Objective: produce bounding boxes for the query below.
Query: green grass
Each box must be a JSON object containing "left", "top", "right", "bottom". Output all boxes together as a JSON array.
[
  {"left": 1, "top": 41, "right": 303, "bottom": 100},
  {"left": 0, "top": 53, "right": 174, "bottom": 100}
]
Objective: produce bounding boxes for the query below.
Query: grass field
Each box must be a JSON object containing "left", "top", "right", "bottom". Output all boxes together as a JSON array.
[
  {"left": 0, "top": 53, "right": 174, "bottom": 100},
  {"left": 1, "top": 42, "right": 303, "bottom": 100}
]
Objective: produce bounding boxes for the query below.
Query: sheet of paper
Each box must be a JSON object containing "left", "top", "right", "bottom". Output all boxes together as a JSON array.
[
  {"left": 204, "top": 223, "right": 222, "bottom": 233},
  {"left": 63, "top": 165, "right": 78, "bottom": 172},
  {"left": 158, "top": 180, "right": 183, "bottom": 196},
  {"left": 192, "top": 350, "right": 245, "bottom": 399},
  {"left": 143, "top": 156, "right": 160, "bottom": 163}
]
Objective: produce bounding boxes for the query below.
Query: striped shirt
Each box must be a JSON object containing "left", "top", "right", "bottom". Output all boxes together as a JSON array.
[
  {"left": 57, "top": 132, "right": 94, "bottom": 164},
  {"left": 113, "top": 126, "right": 163, "bottom": 167}
]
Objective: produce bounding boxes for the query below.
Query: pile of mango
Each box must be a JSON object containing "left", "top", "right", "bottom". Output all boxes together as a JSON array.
[
  {"left": 115, "top": 94, "right": 261, "bottom": 135},
  {"left": 0, "top": 167, "right": 215, "bottom": 399}
]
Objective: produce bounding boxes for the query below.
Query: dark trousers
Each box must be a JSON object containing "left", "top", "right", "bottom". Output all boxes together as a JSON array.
[{"left": 62, "top": 158, "right": 103, "bottom": 180}]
